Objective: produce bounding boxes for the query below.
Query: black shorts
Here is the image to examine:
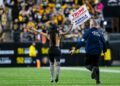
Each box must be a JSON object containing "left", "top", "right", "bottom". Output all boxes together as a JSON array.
[
  {"left": 48, "top": 47, "right": 61, "bottom": 63},
  {"left": 85, "top": 53, "right": 100, "bottom": 66}
]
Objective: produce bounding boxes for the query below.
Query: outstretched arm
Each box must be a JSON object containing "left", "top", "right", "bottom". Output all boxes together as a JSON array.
[
  {"left": 70, "top": 38, "right": 85, "bottom": 55},
  {"left": 70, "top": 28, "right": 89, "bottom": 55},
  {"left": 29, "top": 28, "right": 48, "bottom": 38}
]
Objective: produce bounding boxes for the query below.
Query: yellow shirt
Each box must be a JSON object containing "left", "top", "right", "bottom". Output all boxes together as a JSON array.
[
  {"left": 29, "top": 45, "right": 37, "bottom": 57},
  {"left": 27, "top": 21, "right": 36, "bottom": 29}
]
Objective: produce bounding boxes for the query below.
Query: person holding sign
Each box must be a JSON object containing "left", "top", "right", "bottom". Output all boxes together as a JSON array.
[{"left": 70, "top": 18, "right": 106, "bottom": 84}]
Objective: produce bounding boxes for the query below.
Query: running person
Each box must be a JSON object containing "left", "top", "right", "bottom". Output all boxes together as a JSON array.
[
  {"left": 31, "top": 21, "right": 73, "bottom": 83},
  {"left": 70, "top": 18, "right": 106, "bottom": 84}
]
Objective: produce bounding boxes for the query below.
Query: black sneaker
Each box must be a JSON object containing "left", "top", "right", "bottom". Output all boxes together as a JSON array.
[
  {"left": 55, "top": 77, "right": 59, "bottom": 83},
  {"left": 96, "top": 80, "right": 101, "bottom": 84},
  {"left": 50, "top": 79, "right": 54, "bottom": 83}
]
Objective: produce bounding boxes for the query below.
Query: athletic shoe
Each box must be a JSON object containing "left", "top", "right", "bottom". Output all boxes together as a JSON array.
[
  {"left": 50, "top": 80, "right": 54, "bottom": 83},
  {"left": 91, "top": 68, "right": 96, "bottom": 79},
  {"left": 55, "top": 77, "right": 59, "bottom": 83},
  {"left": 96, "top": 80, "right": 101, "bottom": 84}
]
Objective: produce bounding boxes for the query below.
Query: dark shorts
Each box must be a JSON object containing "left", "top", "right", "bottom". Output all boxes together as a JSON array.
[
  {"left": 48, "top": 46, "right": 61, "bottom": 63},
  {"left": 85, "top": 53, "right": 100, "bottom": 66}
]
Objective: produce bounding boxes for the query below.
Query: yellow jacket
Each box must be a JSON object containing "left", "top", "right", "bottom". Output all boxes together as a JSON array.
[{"left": 29, "top": 45, "right": 37, "bottom": 57}]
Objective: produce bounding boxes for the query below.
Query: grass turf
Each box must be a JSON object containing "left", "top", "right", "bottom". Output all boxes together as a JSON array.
[{"left": 0, "top": 67, "right": 120, "bottom": 86}]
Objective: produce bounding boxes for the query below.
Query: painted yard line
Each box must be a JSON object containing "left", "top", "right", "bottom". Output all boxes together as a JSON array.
[{"left": 41, "top": 67, "right": 120, "bottom": 73}]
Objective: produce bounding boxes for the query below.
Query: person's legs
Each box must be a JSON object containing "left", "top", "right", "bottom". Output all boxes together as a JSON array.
[
  {"left": 91, "top": 54, "right": 100, "bottom": 84},
  {"left": 49, "top": 61, "right": 54, "bottom": 82},
  {"left": 85, "top": 54, "right": 101, "bottom": 84},
  {"left": 95, "top": 66, "right": 100, "bottom": 84},
  {"left": 85, "top": 54, "right": 96, "bottom": 80},
  {"left": 85, "top": 53, "right": 93, "bottom": 71},
  {"left": 49, "top": 54, "right": 55, "bottom": 82},
  {"left": 54, "top": 48, "right": 61, "bottom": 83},
  {"left": 55, "top": 60, "right": 60, "bottom": 82}
]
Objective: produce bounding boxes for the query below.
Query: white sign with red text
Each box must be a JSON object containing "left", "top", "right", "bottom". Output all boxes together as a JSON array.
[{"left": 71, "top": 5, "right": 91, "bottom": 26}]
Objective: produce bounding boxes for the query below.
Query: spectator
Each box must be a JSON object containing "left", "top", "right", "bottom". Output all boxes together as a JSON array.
[
  {"left": 0, "top": 6, "right": 7, "bottom": 31},
  {"left": 5, "top": 0, "right": 22, "bottom": 21},
  {"left": 0, "top": 29, "right": 12, "bottom": 42},
  {"left": 20, "top": 25, "right": 34, "bottom": 42}
]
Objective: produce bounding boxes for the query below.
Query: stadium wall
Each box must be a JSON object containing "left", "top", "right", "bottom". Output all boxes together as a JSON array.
[{"left": 0, "top": 42, "right": 117, "bottom": 67}]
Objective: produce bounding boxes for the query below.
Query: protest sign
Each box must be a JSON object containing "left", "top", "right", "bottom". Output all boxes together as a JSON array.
[{"left": 71, "top": 5, "right": 91, "bottom": 26}]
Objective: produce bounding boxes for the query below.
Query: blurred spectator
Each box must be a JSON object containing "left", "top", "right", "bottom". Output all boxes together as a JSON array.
[
  {"left": 63, "top": 4, "right": 71, "bottom": 18},
  {"left": 26, "top": 16, "right": 36, "bottom": 33},
  {"left": 41, "top": 11, "right": 50, "bottom": 23},
  {"left": 0, "top": 29, "right": 12, "bottom": 42},
  {"left": 5, "top": 0, "right": 22, "bottom": 21},
  {"left": 20, "top": 24, "right": 34, "bottom": 42},
  {"left": 0, "top": 6, "right": 7, "bottom": 32},
  {"left": 18, "top": 3, "right": 29, "bottom": 24},
  {"left": 55, "top": 12, "right": 65, "bottom": 25}
]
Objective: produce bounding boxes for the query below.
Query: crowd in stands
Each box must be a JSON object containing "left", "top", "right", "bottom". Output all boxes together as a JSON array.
[{"left": 0, "top": 0, "right": 105, "bottom": 43}]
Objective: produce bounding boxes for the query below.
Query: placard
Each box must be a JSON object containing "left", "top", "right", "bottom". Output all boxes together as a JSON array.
[{"left": 71, "top": 5, "right": 91, "bottom": 26}]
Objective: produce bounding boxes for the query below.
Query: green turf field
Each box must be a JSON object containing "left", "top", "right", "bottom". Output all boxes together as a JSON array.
[{"left": 0, "top": 67, "right": 120, "bottom": 86}]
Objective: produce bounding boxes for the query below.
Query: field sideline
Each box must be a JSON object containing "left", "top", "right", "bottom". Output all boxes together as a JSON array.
[{"left": 0, "top": 67, "right": 120, "bottom": 86}]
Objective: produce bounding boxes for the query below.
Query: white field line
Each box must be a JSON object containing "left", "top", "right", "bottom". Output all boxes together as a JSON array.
[{"left": 41, "top": 67, "right": 120, "bottom": 73}]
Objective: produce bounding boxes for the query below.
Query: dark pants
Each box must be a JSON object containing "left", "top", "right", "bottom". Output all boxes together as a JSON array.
[
  {"left": 48, "top": 46, "right": 61, "bottom": 63},
  {"left": 85, "top": 53, "right": 100, "bottom": 67},
  {"left": 85, "top": 53, "right": 100, "bottom": 83}
]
